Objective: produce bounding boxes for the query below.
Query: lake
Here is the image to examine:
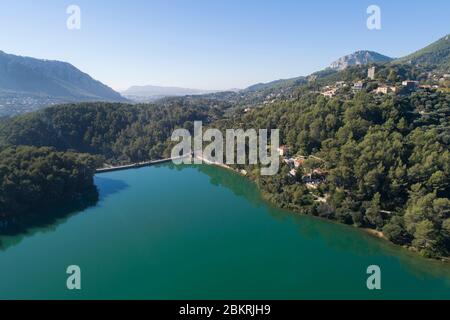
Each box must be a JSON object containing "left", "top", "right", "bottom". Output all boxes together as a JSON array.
[{"left": 0, "top": 164, "right": 449, "bottom": 299}]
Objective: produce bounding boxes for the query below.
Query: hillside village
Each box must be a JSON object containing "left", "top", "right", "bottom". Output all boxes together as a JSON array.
[
  {"left": 320, "top": 66, "right": 449, "bottom": 99},
  {"left": 0, "top": 92, "right": 64, "bottom": 117},
  {"left": 277, "top": 145, "right": 328, "bottom": 190},
  {"left": 241, "top": 63, "right": 450, "bottom": 112},
  {"left": 246, "top": 62, "right": 449, "bottom": 191}
]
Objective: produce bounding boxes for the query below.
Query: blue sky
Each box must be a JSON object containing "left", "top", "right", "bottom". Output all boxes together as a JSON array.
[{"left": 0, "top": 0, "right": 448, "bottom": 91}]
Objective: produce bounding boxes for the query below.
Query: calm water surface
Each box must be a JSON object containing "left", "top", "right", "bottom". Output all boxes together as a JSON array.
[{"left": 0, "top": 164, "right": 449, "bottom": 299}]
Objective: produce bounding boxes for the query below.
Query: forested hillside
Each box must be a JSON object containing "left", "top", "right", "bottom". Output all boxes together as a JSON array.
[
  {"left": 0, "top": 101, "right": 227, "bottom": 164},
  {"left": 215, "top": 88, "right": 450, "bottom": 258},
  {"left": 0, "top": 146, "right": 100, "bottom": 230},
  {"left": 394, "top": 34, "right": 450, "bottom": 72}
]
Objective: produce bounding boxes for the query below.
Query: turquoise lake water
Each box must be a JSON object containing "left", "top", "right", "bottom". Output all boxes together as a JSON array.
[{"left": 0, "top": 164, "right": 449, "bottom": 299}]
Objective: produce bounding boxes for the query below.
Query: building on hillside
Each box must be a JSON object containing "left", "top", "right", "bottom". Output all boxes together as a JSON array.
[
  {"left": 368, "top": 67, "right": 376, "bottom": 80},
  {"left": 289, "top": 169, "right": 297, "bottom": 177},
  {"left": 353, "top": 81, "right": 364, "bottom": 91},
  {"left": 402, "top": 80, "right": 419, "bottom": 90},
  {"left": 376, "top": 86, "right": 389, "bottom": 94},
  {"left": 376, "top": 86, "right": 397, "bottom": 94},
  {"left": 321, "top": 88, "right": 337, "bottom": 98},
  {"left": 294, "top": 157, "right": 306, "bottom": 168},
  {"left": 277, "top": 145, "right": 290, "bottom": 157}
]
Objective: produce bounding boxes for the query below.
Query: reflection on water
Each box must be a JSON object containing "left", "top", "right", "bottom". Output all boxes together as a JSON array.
[
  {"left": 0, "top": 163, "right": 449, "bottom": 299},
  {"left": 169, "top": 163, "right": 265, "bottom": 207},
  {"left": 95, "top": 176, "right": 129, "bottom": 200},
  {"left": 168, "top": 163, "right": 450, "bottom": 280},
  {"left": 0, "top": 177, "right": 128, "bottom": 251}
]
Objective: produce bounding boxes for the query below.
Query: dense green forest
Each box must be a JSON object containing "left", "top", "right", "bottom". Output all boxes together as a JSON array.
[
  {"left": 0, "top": 146, "right": 100, "bottom": 231},
  {"left": 214, "top": 88, "right": 450, "bottom": 258},
  {"left": 0, "top": 101, "right": 227, "bottom": 164}
]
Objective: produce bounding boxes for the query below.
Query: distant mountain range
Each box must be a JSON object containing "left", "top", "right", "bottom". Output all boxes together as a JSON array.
[
  {"left": 244, "top": 34, "right": 449, "bottom": 93},
  {"left": 329, "top": 50, "right": 394, "bottom": 70},
  {"left": 329, "top": 34, "right": 450, "bottom": 72},
  {"left": 1, "top": 33, "right": 448, "bottom": 117},
  {"left": 0, "top": 51, "right": 126, "bottom": 116},
  {"left": 239, "top": 51, "right": 394, "bottom": 93},
  {"left": 121, "top": 85, "right": 221, "bottom": 102}
]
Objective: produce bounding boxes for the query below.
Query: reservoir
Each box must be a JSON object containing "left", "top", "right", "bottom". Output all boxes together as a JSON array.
[{"left": 0, "top": 164, "right": 449, "bottom": 299}]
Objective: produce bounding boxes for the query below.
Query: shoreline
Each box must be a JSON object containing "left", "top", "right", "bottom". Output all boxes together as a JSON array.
[
  {"left": 94, "top": 159, "right": 449, "bottom": 263},
  {"left": 187, "top": 161, "right": 450, "bottom": 263},
  {"left": 363, "top": 228, "right": 387, "bottom": 240}
]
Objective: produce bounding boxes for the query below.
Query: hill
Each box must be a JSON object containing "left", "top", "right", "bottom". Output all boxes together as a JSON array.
[
  {"left": 245, "top": 76, "right": 306, "bottom": 92},
  {"left": 394, "top": 34, "right": 450, "bottom": 72},
  {"left": 329, "top": 50, "right": 393, "bottom": 70},
  {"left": 0, "top": 51, "right": 126, "bottom": 116}
]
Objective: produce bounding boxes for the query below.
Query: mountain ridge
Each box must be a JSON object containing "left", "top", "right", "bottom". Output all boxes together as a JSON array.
[
  {"left": 329, "top": 50, "right": 394, "bottom": 70},
  {"left": 2, "top": 33, "right": 449, "bottom": 117},
  {"left": 0, "top": 51, "right": 126, "bottom": 116},
  {"left": 393, "top": 34, "right": 450, "bottom": 71},
  {"left": 239, "top": 35, "right": 449, "bottom": 94}
]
